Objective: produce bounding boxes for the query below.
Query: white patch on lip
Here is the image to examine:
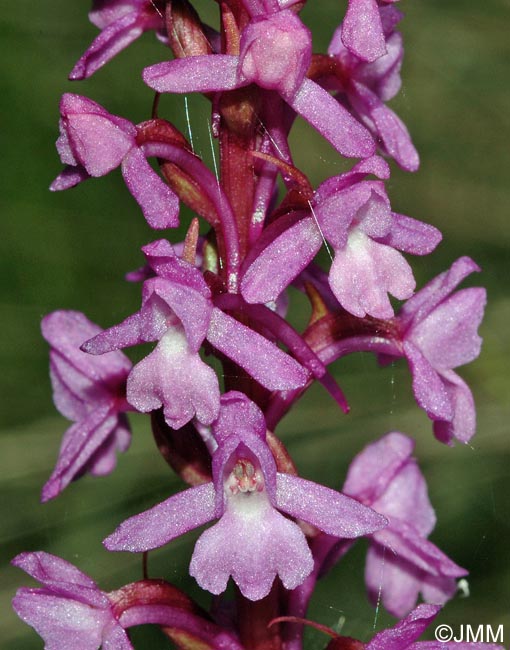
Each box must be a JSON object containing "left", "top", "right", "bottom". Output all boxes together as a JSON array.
[{"left": 159, "top": 326, "right": 187, "bottom": 356}]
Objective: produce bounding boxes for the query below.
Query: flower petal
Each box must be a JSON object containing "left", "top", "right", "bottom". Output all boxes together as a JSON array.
[
  {"left": 433, "top": 370, "right": 476, "bottom": 445},
  {"left": 356, "top": 29, "right": 404, "bottom": 101},
  {"left": 372, "top": 520, "right": 466, "bottom": 579},
  {"left": 12, "top": 590, "right": 109, "bottom": 650},
  {"left": 314, "top": 182, "right": 379, "bottom": 248},
  {"left": 368, "top": 603, "right": 441, "bottom": 650},
  {"left": 41, "top": 405, "right": 122, "bottom": 502},
  {"left": 213, "top": 391, "right": 267, "bottom": 442},
  {"left": 329, "top": 230, "right": 415, "bottom": 318},
  {"left": 12, "top": 552, "right": 108, "bottom": 608},
  {"left": 207, "top": 308, "right": 309, "bottom": 390},
  {"left": 121, "top": 147, "right": 180, "bottom": 229},
  {"left": 102, "top": 621, "right": 134, "bottom": 650},
  {"left": 48, "top": 353, "right": 103, "bottom": 421},
  {"left": 190, "top": 494, "right": 313, "bottom": 600},
  {"left": 343, "top": 432, "right": 415, "bottom": 507},
  {"left": 241, "top": 216, "right": 322, "bottom": 304},
  {"left": 126, "top": 328, "right": 220, "bottom": 428},
  {"left": 70, "top": 13, "right": 144, "bottom": 80},
  {"left": 276, "top": 473, "right": 387, "bottom": 538},
  {"left": 399, "top": 257, "right": 480, "bottom": 331},
  {"left": 372, "top": 462, "right": 436, "bottom": 538},
  {"left": 349, "top": 81, "right": 419, "bottom": 172},
  {"left": 42, "top": 311, "right": 132, "bottom": 382},
  {"left": 403, "top": 341, "right": 453, "bottom": 421},
  {"left": 143, "top": 56, "right": 240, "bottom": 93},
  {"left": 82, "top": 309, "right": 164, "bottom": 355},
  {"left": 66, "top": 113, "right": 134, "bottom": 177},
  {"left": 147, "top": 275, "right": 212, "bottom": 353},
  {"left": 379, "top": 213, "right": 442, "bottom": 256},
  {"left": 104, "top": 482, "right": 216, "bottom": 552},
  {"left": 84, "top": 415, "right": 131, "bottom": 477},
  {"left": 342, "top": 0, "right": 386, "bottom": 62},
  {"left": 409, "top": 288, "right": 486, "bottom": 371},
  {"left": 50, "top": 165, "right": 89, "bottom": 191},
  {"left": 314, "top": 156, "right": 390, "bottom": 204},
  {"left": 365, "top": 543, "right": 460, "bottom": 619},
  {"left": 365, "top": 543, "right": 421, "bottom": 618},
  {"left": 287, "top": 78, "right": 375, "bottom": 158}
]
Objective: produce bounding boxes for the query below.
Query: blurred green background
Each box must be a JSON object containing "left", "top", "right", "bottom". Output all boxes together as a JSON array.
[{"left": 1, "top": 0, "right": 509, "bottom": 647}]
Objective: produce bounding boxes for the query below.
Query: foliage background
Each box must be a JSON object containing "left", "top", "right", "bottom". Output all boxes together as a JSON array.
[{"left": 1, "top": 0, "right": 509, "bottom": 647}]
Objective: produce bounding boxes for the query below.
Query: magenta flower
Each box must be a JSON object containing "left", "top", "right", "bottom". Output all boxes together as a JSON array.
[
  {"left": 12, "top": 552, "right": 133, "bottom": 649},
  {"left": 343, "top": 432, "right": 467, "bottom": 617},
  {"left": 70, "top": 0, "right": 166, "bottom": 80},
  {"left": 50, "top": 94, "right": 179, "bottom": 229},
  {"left": 397, "top": 257, "right": 486, "bottom": 444},
  {"left": 82, "top": 241, "right": 309, "bottom": 428},
  {"left": 241, "top": 156, "right": 441, "bottom": 319},
  {"left": 41, "top": 311, "right": 132, "bottom": 502},
  {"left": 313, "top": 157, "right": 440, "bottom": 317},
  {"left": 143, "top": 10, "right": 375, "bottom": 159},
  {"left": 329, "top": 5, "right": 419, "bottom": 171},
  {"left": 104, "top": 392, "right": 387, "bottom": 600},
  {"left": 12, "top": 552, "right": 245, "bottom": 650}
]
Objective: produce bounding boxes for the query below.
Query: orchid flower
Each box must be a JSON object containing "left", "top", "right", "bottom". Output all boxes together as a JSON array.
[
  {"left": 241, "top": 156, "right": 441, "bottom": 319},
  {"left": 40, "top": 310, "right": 132, "bottom": 502},
  {"left": 397, "top": 257, "right": 486, "bottom": 444},
  {"left": 312, "top": 157, "right": 440, "bottom": 317},
  {"left": 12, "top": 551, "right": 133, "bottom": 649},
  {"left": 12, "top": 551, "right": 244, "bottom": 650},
  {"left": 104, "top": 392, "right": 387, "bottom": 600},
  {"left": 328, "top": 5, "right": 419, "bottom": 171},
  {"left": 50, "top": 94, "right": 180, "bottom": 229},
  {"left": 82, "top": 241, "right": 310, "bottom": 428},
  {"left": 342, "top": 432, "right": 467, "bottom": 616}
]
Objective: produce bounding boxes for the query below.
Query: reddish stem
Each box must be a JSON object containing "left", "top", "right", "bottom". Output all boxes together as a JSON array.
[
  {"left": 237, "top": 583, "right": 282, "bottom": 650},
  {"left": 219, "top": 91, "right": 258, "bottom": 261}
]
